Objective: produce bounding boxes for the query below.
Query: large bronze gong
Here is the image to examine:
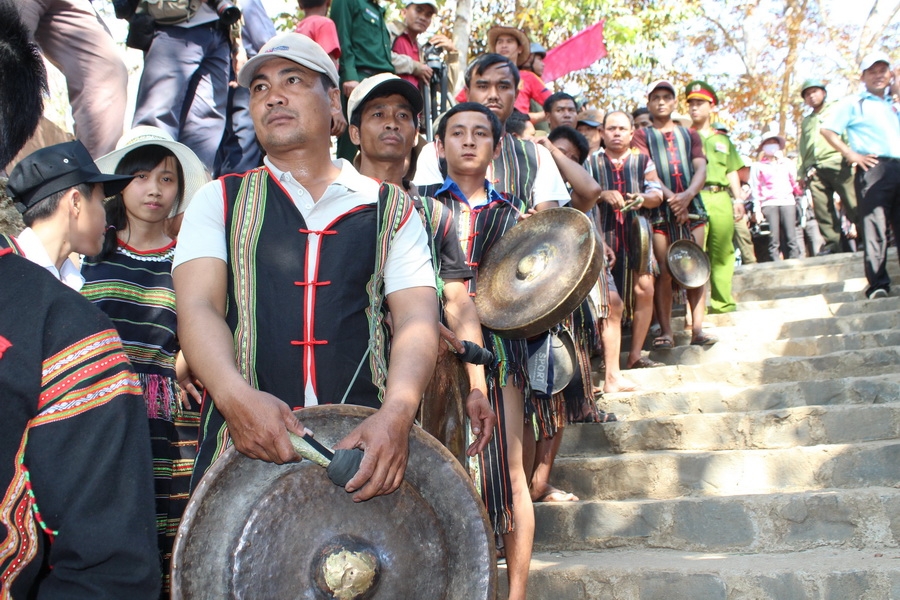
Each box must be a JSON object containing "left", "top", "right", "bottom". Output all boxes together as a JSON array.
[
  {"left": 475, "top": 207, "right": 604, "bottom": 339},
  {"left": 171, "top": 405, "right": 495, "bottom": 600}
]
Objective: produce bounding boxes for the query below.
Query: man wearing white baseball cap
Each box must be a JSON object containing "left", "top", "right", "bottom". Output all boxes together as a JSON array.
[
  {"left": 173, "top": 32, "right": 439, "bottom": 500},
  {"left": 821, "top": 52, "right": 900, "bottom": 299}
]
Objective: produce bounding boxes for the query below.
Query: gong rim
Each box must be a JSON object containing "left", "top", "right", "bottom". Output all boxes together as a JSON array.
[
  {"left": 474, "top": 207, "right": 604, "bottom": 339},
  {"left": 630, "top": 213, "right": 651, "bottom": 269},
  {"left": 171, "top": 405, "right": 496, "bottom": 600},
  {"left": 666, "top": 239, "right": 711, "bottom": 289}
]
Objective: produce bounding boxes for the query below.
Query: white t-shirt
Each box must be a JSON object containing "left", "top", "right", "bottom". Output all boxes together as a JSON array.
[
  {"left": 174, "top": 157, "right": 435, "bottom": 295},
  {"left": 13, "top": 227, "right": 84, "bottom": 291},
  {"left": 412, "top": 138, "right": 569, "bottom": 208}
]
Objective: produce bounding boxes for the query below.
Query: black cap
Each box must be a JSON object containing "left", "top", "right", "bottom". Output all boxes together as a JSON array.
[{"left": 7, "top": 140, "right": 135, "bottom": 213}]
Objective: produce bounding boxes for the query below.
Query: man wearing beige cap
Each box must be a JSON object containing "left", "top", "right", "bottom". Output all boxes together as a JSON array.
[
  {"left": 821, "top": 52, "right": 900, "bottom": 300},
  {"left": 173, "top": 33, "right": 439, "bottom": 500}
]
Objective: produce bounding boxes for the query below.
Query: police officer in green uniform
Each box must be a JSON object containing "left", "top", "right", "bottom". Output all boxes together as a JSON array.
[
  {"left": 686, "top": 80, "right": 745, "bottom": 313},
  {"left": 798, "top": 79, "right": 858, "bottom": 254}
]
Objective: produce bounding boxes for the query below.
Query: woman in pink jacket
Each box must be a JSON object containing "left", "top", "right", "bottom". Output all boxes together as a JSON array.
[{"left": 749, "top": 130, "right": 803, "bottom": 261}]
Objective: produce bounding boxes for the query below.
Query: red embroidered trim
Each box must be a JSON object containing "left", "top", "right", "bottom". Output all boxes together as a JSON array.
[
  {"left": 0, "top": 335, "right": 11, "bottom": 359},
  {"left": 298, "top": 228, "right": 337, "bottom": 236}
]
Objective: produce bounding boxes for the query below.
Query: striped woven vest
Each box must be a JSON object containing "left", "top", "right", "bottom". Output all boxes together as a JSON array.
[
  {"left": 644, "top": 125, "right": 694, "bottom": 193},
  {"left": 493, "top": 134, "right": 539, "bottom": 207},
  {"left": 221, "top": 168, "right": 409, "bottom": 408},
  {"left": 586, "top": 150, "right": 648, "bottom": 250}
]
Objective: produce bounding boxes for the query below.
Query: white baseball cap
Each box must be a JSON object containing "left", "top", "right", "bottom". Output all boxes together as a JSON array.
[
  {"left": 647, "top": 79, "right": 676, "bottom": 97},
  {"left": 238, "top": 32, "right": 340, "bottom": 89},
  {"left": 860, "top": 51, "right": 891, "bottom": 72}
]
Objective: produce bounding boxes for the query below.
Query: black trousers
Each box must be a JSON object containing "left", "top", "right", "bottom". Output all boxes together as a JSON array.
[{"left": 856, "top": 157, "right": 900, "bottom": 294}]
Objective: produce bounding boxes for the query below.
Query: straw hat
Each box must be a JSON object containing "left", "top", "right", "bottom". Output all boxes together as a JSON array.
[
  {"left": 95, "top": 126, "right": 210, "bottom": 217},
  {"left": 487, "top": 26, "right": 531, "bottom": 67}
]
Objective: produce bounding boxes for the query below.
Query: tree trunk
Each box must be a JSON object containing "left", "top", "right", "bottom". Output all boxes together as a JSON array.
[
  {"left": 777, "top": 0, "right": 807, "bottom": 134},
  {"left": 453, "top": 0, "right": 472, "bottom": 80}
]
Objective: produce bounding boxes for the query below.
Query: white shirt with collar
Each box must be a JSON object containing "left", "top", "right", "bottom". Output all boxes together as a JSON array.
[
  {"left": 412, "top": 138, "right": 568, "bottom": 208},
  {"left": 174, "top": 157, "right": 434, "bottom": 293},
  {"left": 173, "top": 158, "right": 436, "bottom": 405},
  {"left": 13, "top": 227, "right": 85, "bottom": 291}
]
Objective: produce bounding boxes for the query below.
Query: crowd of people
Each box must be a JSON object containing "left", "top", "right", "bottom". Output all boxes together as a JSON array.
[{"left": 3, "top": 0, "right": 900, "bottom": 599}]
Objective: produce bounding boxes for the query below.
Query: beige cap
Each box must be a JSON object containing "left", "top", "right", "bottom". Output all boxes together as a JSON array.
[{"left": 238, "top": 32, "right": 340, "bottom": 89}]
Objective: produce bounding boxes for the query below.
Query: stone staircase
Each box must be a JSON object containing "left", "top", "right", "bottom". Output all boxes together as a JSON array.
[{"left": 503, "top": 250, "right": 900, "bottom": 599}]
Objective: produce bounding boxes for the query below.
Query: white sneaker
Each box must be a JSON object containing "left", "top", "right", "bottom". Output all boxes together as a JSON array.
[{"left": 867, "top": 288, "right": 889, "bottom": 300}]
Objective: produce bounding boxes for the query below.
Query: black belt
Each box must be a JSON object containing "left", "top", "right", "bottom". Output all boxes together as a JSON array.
[{"left": 702, "top": 185, "right": 730, "bottom": 194}]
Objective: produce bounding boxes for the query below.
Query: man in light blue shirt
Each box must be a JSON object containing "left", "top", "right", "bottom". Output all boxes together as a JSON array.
[{"left": 822, "top": 52, "right": 900, "bottom": 299}]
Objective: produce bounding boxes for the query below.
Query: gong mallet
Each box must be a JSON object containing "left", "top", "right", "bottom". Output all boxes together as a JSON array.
[
  {"left": 620, "top": 194, "right": 644, "bottom": 213},
  {"left": 289, "top": 432, "right": 364, "bottom": 487}
]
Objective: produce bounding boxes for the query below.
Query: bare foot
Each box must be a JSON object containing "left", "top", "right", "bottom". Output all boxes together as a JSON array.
[
  {"left": 604, "top": 373, "right": 639, "bottom": 393},
  {"left": 532, "top": 486, "right": 579, "bottom": 502}
]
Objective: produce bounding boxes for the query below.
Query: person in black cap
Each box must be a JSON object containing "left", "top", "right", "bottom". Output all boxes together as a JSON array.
[{"left": 2, "top": 140, "right": 133, "bottom": 290}]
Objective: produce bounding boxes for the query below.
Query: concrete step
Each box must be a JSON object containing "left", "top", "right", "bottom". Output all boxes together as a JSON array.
[
  {"left": 732, "top": 249, "right": 899, "bottom": 291},
  {"left": 533, "top": 487, "right": 900, "bottom": 554},
  {"left": 778, "top": 310, "right": 900, "bottom": 338},
  {"left": 728, "top": 290, "right": 900, "bottom": 314},
  {"left": 561, "top": 403, "right": 900, "bottom": 455},
  {"left": 620, "top": 327, "right": 900, "bottom": 369},
  {"left": 735, "top": 279, "right": 868, "bottom": 302},
  {"left": 551, "top": 439, "right": 900, "bottom": 501},
  {"left": 619, "top": 298, "right": 900, "bottom": 363},
  {"left": 599, "top": 374, "right": 900, "bottom": 421},
  {"left": 500, "top": 547, "right": 900, "bottom": 600},
  {"left": 613, "top": 346, "right": 900, "bottom": 391}
]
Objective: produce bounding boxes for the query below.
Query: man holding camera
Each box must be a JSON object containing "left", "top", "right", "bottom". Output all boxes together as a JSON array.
[
  {"left": 388, "top": 0, "right": 458, "bottom": 93},
  {"left": 130, "top": 0, "right": 240, "bottom": 171}
]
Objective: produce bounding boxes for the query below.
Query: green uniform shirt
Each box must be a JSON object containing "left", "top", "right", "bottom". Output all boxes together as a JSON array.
[
  {"left": 798, "top": 102, "right": 842, "bottom": 176},
  {"left": 699, "top": 130, "right": 742, "bottom": 187},
  {"left": 330, "top": 0, "right": 394, "bottom": 83}
]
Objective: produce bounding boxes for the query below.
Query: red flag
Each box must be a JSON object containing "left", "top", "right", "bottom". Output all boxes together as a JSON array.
[{"left": 542, "top": 21, "right": 608, "bottom": 83}]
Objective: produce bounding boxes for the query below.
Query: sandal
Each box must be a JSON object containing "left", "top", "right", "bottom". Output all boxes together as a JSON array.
[
  {"left": 691, "top": 332, "right": 719, "bottom": 346},
  {"left": 652, "top": 336, "right": 674, "bottom": 350},
  {"left": 628, "top": 357, "right": 664, "bottom": 369}
]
